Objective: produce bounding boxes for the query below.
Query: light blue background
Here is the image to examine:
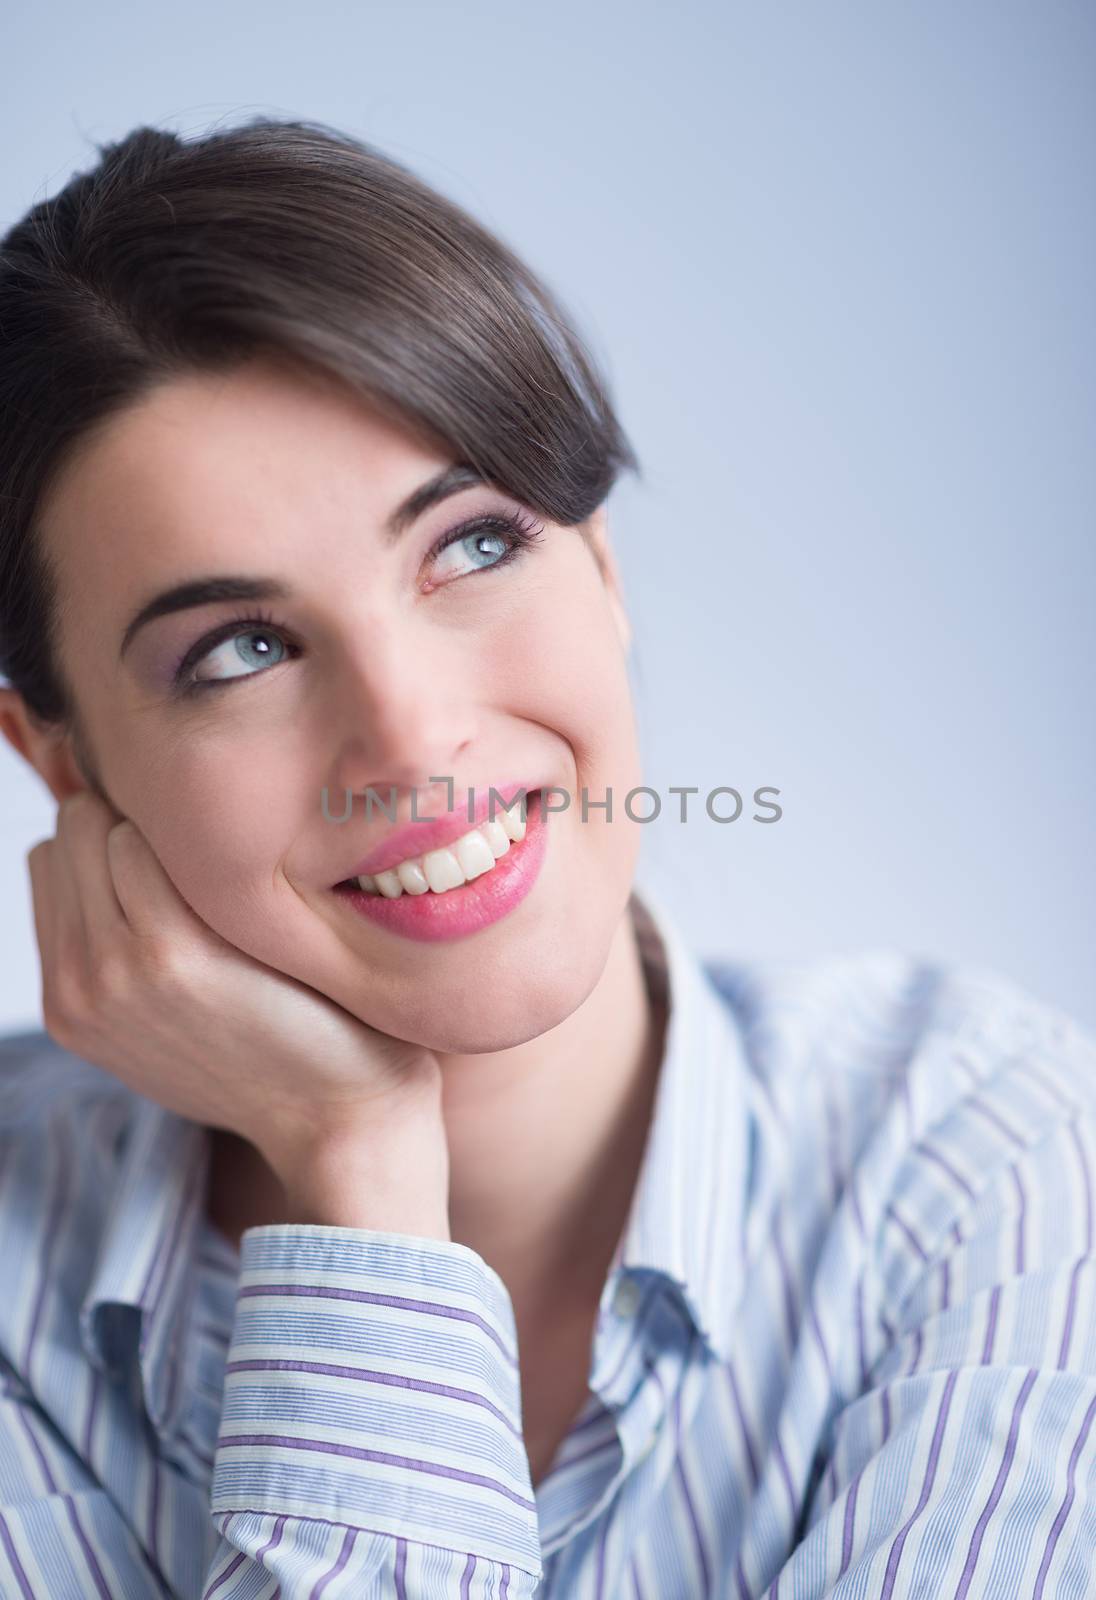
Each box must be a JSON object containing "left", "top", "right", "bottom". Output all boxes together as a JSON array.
[{"left": 1, "top": 3, "right": 1092, "bottom": 1033}]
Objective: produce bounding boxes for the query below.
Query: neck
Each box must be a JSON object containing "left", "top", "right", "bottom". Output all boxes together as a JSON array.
[{"left": 440, "top": 893, "right": 666, "bottom": 1315}]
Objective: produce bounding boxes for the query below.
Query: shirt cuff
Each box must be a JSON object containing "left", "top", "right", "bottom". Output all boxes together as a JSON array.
[{"left": 208, "top": 1223, "right": 542, "bottom": 1579}]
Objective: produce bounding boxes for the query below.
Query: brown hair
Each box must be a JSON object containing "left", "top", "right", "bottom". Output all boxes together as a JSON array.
[{"left": 0, "top": 115, "right": 640, "bottom": 750}]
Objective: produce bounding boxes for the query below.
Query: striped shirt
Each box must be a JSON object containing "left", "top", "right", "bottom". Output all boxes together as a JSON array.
[{"left": 0, "top": 881, "right": 1095, "bottom": 1597}]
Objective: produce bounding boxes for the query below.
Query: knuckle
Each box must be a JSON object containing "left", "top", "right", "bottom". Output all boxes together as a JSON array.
[
  {"left": 85, "top": 947, "right": 133, "bottom": 1007},
  {"left": 131, "top": 929, "right": 189, "bottom": 990}
]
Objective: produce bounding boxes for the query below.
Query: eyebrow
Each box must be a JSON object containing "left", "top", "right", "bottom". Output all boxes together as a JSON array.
[{"left": 118, "top": 463, "right": 486, "bottom": 660}]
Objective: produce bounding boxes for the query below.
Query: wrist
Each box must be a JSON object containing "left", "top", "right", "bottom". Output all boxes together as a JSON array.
[{"left": 274, "top": 1101, "right": 450, "bottom": 1241}]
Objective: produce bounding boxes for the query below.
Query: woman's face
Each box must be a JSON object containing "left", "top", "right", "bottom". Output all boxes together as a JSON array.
[{"left": 30, "top": 357, "right": 644, "bottom": 1051}]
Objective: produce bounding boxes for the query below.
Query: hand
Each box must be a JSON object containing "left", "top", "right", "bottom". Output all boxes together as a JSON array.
[{"left": 25, "top": 790, "right": 449, "bottom": 1228}]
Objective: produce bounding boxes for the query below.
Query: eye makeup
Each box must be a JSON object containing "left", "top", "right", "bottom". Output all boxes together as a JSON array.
[{"left": 165, "top": 504, "right": 546, "bottom": 697}]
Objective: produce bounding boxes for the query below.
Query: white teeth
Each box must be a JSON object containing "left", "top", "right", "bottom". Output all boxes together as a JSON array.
[
  {"left": 498, "top": 803, "right": 526, "bottom": 842},
  {"left": 453, "top": 830, "right": 495, "bottom": 881},
  {"left": 422, "top": 847, "right": 464, "bottom": 893},
  {"left": 396, "top": 859, "right": 430, "bottom": 896},
  {"left": 349, "top": 799, "right": 533, "bottom": 899},
  {"left": 480, "top": 819, "right": 511, "bottom": 859}
]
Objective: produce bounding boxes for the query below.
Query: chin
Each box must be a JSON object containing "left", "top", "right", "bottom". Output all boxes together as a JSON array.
[{"left": 363, "top": 948, "right": 607, "bottom": 1056}]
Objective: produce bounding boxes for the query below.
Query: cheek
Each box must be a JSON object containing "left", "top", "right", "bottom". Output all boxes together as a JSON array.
[
  {"left": 507, "top": 571, "right": 637, "bottom": 766},
  {"left": 131, "top": 749, "right": 311, "bottom": 960},
  {"left": 506, "top": 579, "right": 643, "bottom": 882}
]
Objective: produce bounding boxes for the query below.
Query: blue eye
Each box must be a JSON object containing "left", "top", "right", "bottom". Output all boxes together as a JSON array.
[
  {"left": 426, "top": 508, "right": 545, "bottom": 583},
  {"left": 172, "top": 506, "right": 545, "bottom": 697},
  {"left": 173, "top": 607, "right": 297, "bottom": 695},
  {"left": 433, "top": 528, "right": 511, "bottom": 579},
  {"left": 189, "top": 625, "right": 289, "bottom": 686}
]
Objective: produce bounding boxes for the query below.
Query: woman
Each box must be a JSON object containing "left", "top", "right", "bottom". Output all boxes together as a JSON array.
[{"left": 0, "top": 117, "right": 1093, "bottom": 1600}]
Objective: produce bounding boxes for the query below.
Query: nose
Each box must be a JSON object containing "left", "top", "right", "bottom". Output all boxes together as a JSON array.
[{"left": 324, "top": 623, "right": 477, "bottom": 795}]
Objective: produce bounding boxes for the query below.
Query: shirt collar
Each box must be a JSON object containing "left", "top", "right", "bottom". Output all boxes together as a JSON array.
[
  {"left": 608, "top": 879, "right": 758, "bottom": 1365},
  {"left": 79, "top": 1088, "right": 210, "bottom": 1437}
]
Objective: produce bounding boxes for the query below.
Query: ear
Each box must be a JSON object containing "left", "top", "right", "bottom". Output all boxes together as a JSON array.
[
  {"left": 584, "top": 503, "right": 633, "bottom": 656},
  {"left": 0, "top": 687, "right": 95, "bottom": 805}
]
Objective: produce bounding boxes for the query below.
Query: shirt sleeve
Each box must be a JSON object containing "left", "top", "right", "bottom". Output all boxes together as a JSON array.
[
  {"left": 201, "top": 1223, "right": 544, "bottom": 1597},
  {"left": 762, "top": 1005, "right": 1096, "bottom": 1598},
  {"left": 0, "top": 1225, "right": 543, "bottom": 1597}
]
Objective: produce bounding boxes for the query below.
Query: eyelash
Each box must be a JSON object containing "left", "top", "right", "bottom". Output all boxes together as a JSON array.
[{"left": 172, "top": 507, "right": 546, "bottom": 696}]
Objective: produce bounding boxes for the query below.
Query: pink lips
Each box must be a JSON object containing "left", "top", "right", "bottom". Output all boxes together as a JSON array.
[
  {"left": 334, "top": 788, "right": 548, "bottom": 942},
  {"left": 334, "top": 780, "right": 541, "bottom": 884}
]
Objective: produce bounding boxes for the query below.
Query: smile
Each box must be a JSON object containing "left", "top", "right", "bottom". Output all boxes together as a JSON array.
[
  {"left": 342, "top": 800, "right": 529, "bottom": 898},
  {"left": 332, "top": 791, "right": 547, "bottom": 943}
]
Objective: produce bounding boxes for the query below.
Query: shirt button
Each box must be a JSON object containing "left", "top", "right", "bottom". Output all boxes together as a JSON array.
[{"left": 612, "top": 1277, "right": 641, "bottom": 1318}]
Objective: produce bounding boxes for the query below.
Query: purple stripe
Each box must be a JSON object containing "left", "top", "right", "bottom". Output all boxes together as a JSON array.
[
  {"left": 673, "top": 1379, "right": 711, "bottom": 1593},
  {"left": 240, "top": 1280, "right": 519, "bottom": 1365},
  {"left": 1011, "top": 1164, "right": 1026, "bottom": 1274},
  {"left": 772, "top": 1430, "right": 798, "bottom": 1522},
  {"left": 460, "top": 1552, "right": 476, "bottom": 1598},
  {"left": 838, "top": 1473, "right": 860, "bottom": 1577},
  {"left": 81, "top": 1368, "right": 101, "bottom": 1467},
  {"left": 15, "top": 1393, "right": 58, "bottom": 1494},
  {"left": 203, "top": 1547, "right": 248, "bottom": 1597},
  {"left": 215, "top": 1434, "right": 536, "bottom": 1511},
  {"left": 953, "top": 1368, "right": 1037, "bottom": 1598},
  {"left": 23, "top": 1114, "right": 73, "bottom": 1379},
  {"left": 855, "top": 1277, "right": 868, "bottom": 1389},
  {"left": 981, "top": 1285, "right": 1001, "bottom": 1364},
  {"left": 158, "top": 1142, "right": 208, "bottom": 1433},
  {"left": 309, "top": 1527, "right": 356, "bottom": 1598},
  {"left": 884, "top": 1202, "right": 928, "bottom": 1262},
  {"left": 1019, "top": 1062, "right": 1074, "bottom": 1113},
  {"left": 1057, "top": 1259, "right": 1084, "bottom": 1369},
  {"left": 899, "top": 1070, "right": 913, "bottom": 1139},
  {"left": 940, "top": 1257, "right": 950, "bottom": 1313},
  {"left": 594, "top": 1485, "right": 612, "bottom": 1600},
  {"left": 918, "top": 1141, "right": 976, "bottom": 1199},
  {"left": 500, "top": 1560, "right": 510, "bottom": 1600},
  {"left": 772, "top": 1210, "right": 799, "bottom": 1350},
  {"left": 224, "top": 1355, "right": 522, "bottom": 1436},
  {"left": 808, "top": 1289, "right": 835, "bottom": 1387},
  {"left": 850, "top": 1171, "right": 866, "bottom": 1238},
  {"left": 825, "top": 1091, "right": 844, "bottom": 1210},
  {"left": 735, "top": 1555, "right": 752, "bottom": 1599},
  {"left": 1033, "top": 1392, "right": 1096, "bottom": 1599},
  {"left": 257, "top": 1515, "right": 287, "bottom": 1569},
  {"left": 63, "top": 1494, "right": 119, "bottom": 1599},
  {"left": 1068, "top": 1120, "right": 1093, "bottom": 1251},
  {"left": 967, "top": 1096, "right": 1026, "bottom": 1148},
  {"left": 726, "top": 1360, "right": 761, "bottom": 1491},
  {"left": 879, "top": 1369, "right": 957, "bottom": 1599},
  {"left": 394, "top": 1536, "right": 407, "bottom": 1599},
  {"left": 0, "top": 1510, "right": 35, "bottom": 1598}
]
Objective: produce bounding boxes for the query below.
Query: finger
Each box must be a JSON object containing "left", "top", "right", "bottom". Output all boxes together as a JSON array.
[
  {"left": 104, "top": 816, "right": 212, "bottom": 946},
  {"left": 53, "top": 791, "right": 129, "bottom": 947},
  {"left": 27, "top": 834, "right": 93, "bottom": 1010},
  {"left": 26, "top": 839, "right": 60, "bottom": 971}
]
